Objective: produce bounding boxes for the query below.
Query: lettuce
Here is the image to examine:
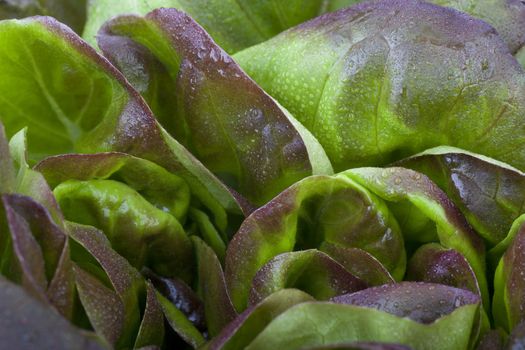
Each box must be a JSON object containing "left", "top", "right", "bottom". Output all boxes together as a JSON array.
[
  {"left": 396, "top": 147, "right": 525, "bottom": 246},
  {"left": 225, "top": 173, "right": 405, "bottom": 311},
  {"left": 97, "top": 8, "right": 332, "bottom": 205},
  {"left": 234, "top": 0, "right": 525, "bottom": 172},
  {"left": 82, "top": 0, "right": 360, "bottom": 53},
  {"left": 0, "top": 13, "right": 331, "bottom": 208},
  {"left": 1, "top": 1, "right": 525, "bottom": 349}
]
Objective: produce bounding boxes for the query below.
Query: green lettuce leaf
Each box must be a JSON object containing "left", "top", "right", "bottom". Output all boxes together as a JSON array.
[
  {"left": 225, "top": 174, "right": 405, "bottom": 312},
  {"left": 134, "top": 282, "right": 165, "bottom": 349},
  {"left": 97, "top": 8, "right": 332, "bottom": 205},
  {"left": 344, "top": 167, "right": 488, "bottom": 308},
  {"left": 8, "top": 129, "right": 64, "bottom": 223},
  {"left": 395, "top": 146, "right": 525, "bottom": 246},
  {"left": 155, "top": 291, "right": 206, "bottom": 348},
  {"left": 0, "top": 16, "right": 245, "bottom": 215},
  {"left": 234, "top": 0, "right": 525, "bottom": 171},
  {"left": 55, "top": 179, "right": 194, "bottom": 280},
  {"left": 207, "top": 289, "right": 314, "bottom": 350},
  {"left": 36, "top": 151, "right": 232, "bottom": 280},
  {"left": 249, "top": 249, "right": 367, "bottom": 306},
  {"left": 0, "top": 0, "right": 86, "bottom": 33},
  {"left": 489, "top": 214, "right": 525, "bottom": 267},
  {"left": 493, "top": 218, "right": 525, "bottom": 332},
  {"left": 84, "top": 0, "right": 355, "bottom": 53},
  {"left": 0, "top": 125, "right": 63, "bottom": 222},
  {"left": 244, "top": 299, "right": 480, "bottom": 350},
  {"left": 192, "top": 236, "right": 237, "bottom": 337},
  {"left": 0, "top": 123, "right": 15, "bottom": 192}
]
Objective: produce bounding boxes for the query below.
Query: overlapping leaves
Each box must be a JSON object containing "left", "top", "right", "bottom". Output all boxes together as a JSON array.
[
  {"left": 235, "top": 0, "right": 525, "bottom": 172},
  {"left": 1, "top": 1, "right": 525, "bottom": 350}
]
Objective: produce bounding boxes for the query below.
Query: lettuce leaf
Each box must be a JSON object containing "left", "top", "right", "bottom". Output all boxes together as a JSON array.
[
  {"left": 225, "top": 174, "right": 405, "bottom": 312},
  {"left": 396, "top": 146, "right": 525, "bottom": 246},
  {"left": 83, "top": 0, "right": 353, "bottom": 53},
  {"left": 345, "top": 167, "right": 488, "bottom": 308},
  {"left": 97, "top": 8, "right": 332, "bottom": 205},
  {"left": 234, "top": 0, "right": 525, "bottom": 171},
  {"left": 0, "top": 276, "right": 104, "bottom": 350},
  {"left": 245, "top": 299, "right": 480, "bottom": 350},
  {"left": 0, "top": 16, "right": 245, "bottom": 215},
  {"left": 493, "top": 218, "right": 525, "bottom": 332},
  {"left": 0, "top": 0, "right": 86, "bottom": 33}
]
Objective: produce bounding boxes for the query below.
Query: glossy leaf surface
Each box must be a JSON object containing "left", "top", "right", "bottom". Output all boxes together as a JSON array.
[
  {"left": 225, "top": 174, "right": 405, "bottom": 311},
  {"left": 0, "top": 16, "right": 243, "bottom": 215},
  {"left": 396, "top": 147, "right": 525, "bottom": 245},
  {"left": 249, "top": 249, "right": 367, "bottom": 306},
  {"left": 98, "top": 8, "right": 332, "bottom": 205},
  {"left": 245, "top": 301, "right": 480, "bottom": 350},
  {"left": 345, "top": 167, "right": 488, "bottom": 306},
  {"left": 235, "top": 0, "right": 525, "bottom": 171}
]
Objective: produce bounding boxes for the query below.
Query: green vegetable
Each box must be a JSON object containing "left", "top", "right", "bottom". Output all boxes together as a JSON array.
[
  {"left": 83, "top": 0, "right": 358, "bottom": 53},
  {"left": 0, "top": 1, "right": 525, "bottom": 349},
  {"left": 246, "top": 299, "right": 480, "bottom": 350},
  {"left": 97, "top": 8, "right": 332, "bottom": 205},
  {"left": 234, "top": 0, "right": 525, "bottom": 171},
  {"left": 225, "top": 173, "right": 405, "bottom": 312}
]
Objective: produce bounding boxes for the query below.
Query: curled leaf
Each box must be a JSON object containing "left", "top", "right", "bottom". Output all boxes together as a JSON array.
[
  {"left": 345, "top": 167, "right": 488, "bottom": 307},
  {"left": 36, "top": 151, "right": 230, "bottom": 262},
  {"left": 225, "top": 174, "right": 405, "bottom": 311},
  {"left": 55, "top": 179, "right": 194, "bottom": 280},
  {"left": 134, "top": 282, "right": 165, "bottom": 349},
  {"left": 249, "top": 249, "right": 367, "bottom": 306},
  {"left": 98, "top": 8, "right": 332, "bottom": 205},
  {"left": 396, "top": 146, "right": 525, "bottom": 245},
  {"left": 244, "top": 301, "right": 480, "bottom": 350},
  {"left": 0, "top": 15, "right": 244, "bottom": 215},
  {"left": 406, "top": 243, "right": 480, "bottom": 297},
  {"left": 208, "top": 289, "right": 314, "bottom": 350},
  {"left": 320, "top": 242, "right": 394, "bottom": 286}
]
